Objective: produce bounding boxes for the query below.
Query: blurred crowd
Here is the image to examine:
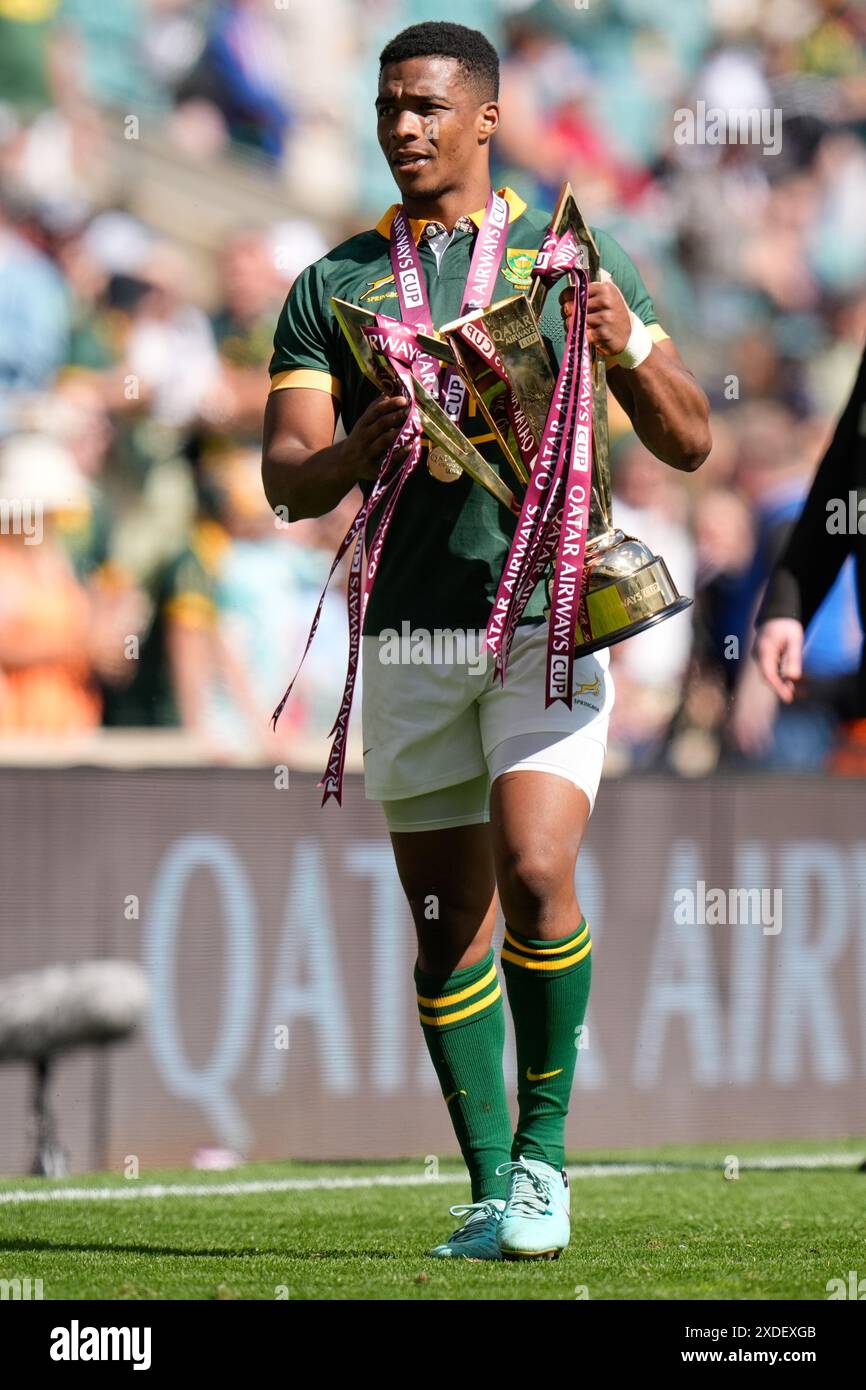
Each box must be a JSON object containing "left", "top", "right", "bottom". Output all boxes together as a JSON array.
[{"left": 0, "top": 0, "right": 864, "bottom": 773}]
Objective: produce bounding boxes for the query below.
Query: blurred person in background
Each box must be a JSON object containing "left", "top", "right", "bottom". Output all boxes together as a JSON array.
[
  {"left": 495, "top": 16, "right": 642, "bottom": 214},
  {"left": 31, "top": 373, "right": 152, "bottom": 700},
  {"left": 174, "top": 0, "right": 294, "bottom": 161},
  {"left": 606, "top": 438, "right": 697, "bottom": 770},
  {"left": 121, "top": 241, "right": 222, "bottom": 431},
  {"left": 209, "top": 221, "right": 327, "bottom": 438},
  {"left": 0, "top": 197, "right": 70, "bottom": 419},
  {"left": 663, "top": 486, "right": 756, "bottom": 776},
  {"left": 0, "top": 433, "right": 101, "bottom": 735},
  {"left": 102, "top": 441, "right": 340, "bottom": 759},
  {"left": 0, "top": 0, "right": 61, "bottom": 117},
  {"left": 58, "top": 210, "right": 156, "bottom": 376},
  {"left": 730, "top": 391, "right": 862, "bottom": 768},
  {"left": 59, "top": 221, "right": 218, "bottom": 578},
  {"left": 209, "top": 451, "right": 362, "bottom": 752},
  {"left": 754, "top": 339, "right": 866, "bottom": 772},
  {"left": 21, "top": 372, "right": 114, "bottom": 577},
  {"left": 101, "top": 444, "right": 235, "bottom": 738},
  {"left": 210, "top": 228, "right": 286, "bottom": 435}
]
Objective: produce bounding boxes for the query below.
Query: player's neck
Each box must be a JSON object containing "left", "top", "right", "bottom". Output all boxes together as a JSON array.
[{"left": 401, "top": 175, "right": 493, "bottom": 232}]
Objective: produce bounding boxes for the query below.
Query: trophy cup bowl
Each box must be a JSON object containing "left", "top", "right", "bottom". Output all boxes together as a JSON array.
[{"left": 554, "top": 530, "right": 692, "bottom": 657}]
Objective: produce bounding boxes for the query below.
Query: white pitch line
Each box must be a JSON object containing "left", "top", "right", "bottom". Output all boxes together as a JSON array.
[{"left": 0, "top": 1153, "right": 859, "bottom": 1206}]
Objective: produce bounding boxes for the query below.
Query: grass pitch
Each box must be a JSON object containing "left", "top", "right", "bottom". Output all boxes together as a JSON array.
[{"left": 1, "top": 1137, "right": 864, "bottom": 1300}]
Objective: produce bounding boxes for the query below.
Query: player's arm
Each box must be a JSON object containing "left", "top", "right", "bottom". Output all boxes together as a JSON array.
[
  {"left": 261, "top": 260, "right": 410, "bottom": 521},
  {"left": 564, "top": 234, "right": 711, "bottom": 473},
  {"left": 262, "top": 386, "right": 409, "bottom": 521},
  {"left": 589, "top": 285, "right": 711, "bottom": 473}
]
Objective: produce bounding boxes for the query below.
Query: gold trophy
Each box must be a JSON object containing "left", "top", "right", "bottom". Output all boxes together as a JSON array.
[
  {"left": 438, "top": 184, "right": 692, "bottom": 657},
  {"left": 331, "top": 181, "right": 691, "bottom": 657}
]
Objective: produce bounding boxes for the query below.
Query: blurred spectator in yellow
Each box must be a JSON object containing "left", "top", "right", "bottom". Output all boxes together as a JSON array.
[
  {"left": 209, "top": 451, "right": 362, "bottom": 752},
  {"left": 98, "top": 438, "right": 360, "bottom": 758},
  {"left": 0, "top": 0, "right": 61, "bottom": 115},
  {"left": 0, "top": 433, "right": 99, "bottom": 733},
  {"left": 101, "top": 449, "right": 228, "bottom": 735}
]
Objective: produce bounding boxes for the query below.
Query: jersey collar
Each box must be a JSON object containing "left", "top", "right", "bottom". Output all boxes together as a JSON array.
[{"left": 373, "top": 186, "right": 527, "bottom": 243}]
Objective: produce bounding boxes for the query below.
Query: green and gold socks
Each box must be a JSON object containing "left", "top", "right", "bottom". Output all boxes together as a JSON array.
[
  {"left": 501, "top": 918, "right": 593, "bottom": 1169},
  {"left": 415, "top": 949, "right": 512, "bottom": 1201}
]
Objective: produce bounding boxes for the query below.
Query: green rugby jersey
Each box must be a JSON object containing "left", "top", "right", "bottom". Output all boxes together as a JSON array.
[{"left": 269, "top": 187, "right": 668, "bottom": 636}]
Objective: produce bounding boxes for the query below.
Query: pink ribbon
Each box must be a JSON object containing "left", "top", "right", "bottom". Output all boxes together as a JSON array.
[
  {"left": 389, "top": 190, "right": 510, "bottom": 428},
  {"left": 484, "top": 230, "right": 594, "bottom": 707}
]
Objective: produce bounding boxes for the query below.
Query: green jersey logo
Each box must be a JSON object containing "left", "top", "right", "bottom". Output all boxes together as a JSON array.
[
  {"left": 502, "top": 248, "right": 538, "bottom": 290},
  {"left": 359, "top": 273, "right": 397, "bottom": 302}
]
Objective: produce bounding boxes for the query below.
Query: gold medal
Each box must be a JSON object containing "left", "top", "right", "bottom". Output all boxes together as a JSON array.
[{"left": 427, "top": 446, "right": 463, "bottom": 483}]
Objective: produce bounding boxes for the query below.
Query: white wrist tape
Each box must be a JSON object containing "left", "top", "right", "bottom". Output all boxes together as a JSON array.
[{"left": 613, "top": 311, "right": 653, "bottom": 370}]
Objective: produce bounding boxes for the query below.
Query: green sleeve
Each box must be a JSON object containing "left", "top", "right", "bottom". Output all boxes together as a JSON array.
[
  {"left": 592, "top": 228, "right": 661, "bottom": 328},
  {"left": 269, "top": 260, "right": 340, "bottom": 384}
]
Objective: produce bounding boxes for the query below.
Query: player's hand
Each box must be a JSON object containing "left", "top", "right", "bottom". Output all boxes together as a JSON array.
[
  {"left": 561, "top": 270, "right": 631, "bottom": 358},
  {"left": 753, "top": 618, "right": 804, "bottom": 703},
  {"left": 343, "top": 394, "right": 410, "bottom": 480}
]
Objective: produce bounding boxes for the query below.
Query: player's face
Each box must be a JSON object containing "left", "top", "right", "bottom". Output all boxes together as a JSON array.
[{"left": 376, "top": 57, "right": 498, "bottom": 202}]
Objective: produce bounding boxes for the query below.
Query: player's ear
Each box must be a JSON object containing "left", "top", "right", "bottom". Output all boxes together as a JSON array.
[{"left": 477, "top": 100, "right": 499, "bottom": 144}]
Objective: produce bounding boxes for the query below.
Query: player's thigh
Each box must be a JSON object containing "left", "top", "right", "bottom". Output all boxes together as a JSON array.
[
  {"left": 489, "top": 765, "right": 591, "bottom": 922},
  {"left": 361, "top": 636, "right": 487, "bottom": 802},
  {"left": 479, "top": 623, "right": 610, "bottom": 921},
  {"left": 389, "top": 814, "right": 497, "bottom": 973}
]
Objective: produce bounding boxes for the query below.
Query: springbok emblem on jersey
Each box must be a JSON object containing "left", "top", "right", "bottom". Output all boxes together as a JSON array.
[
  {"left": 359, "top": 273, "right": 397, "bottom": 301},
  {"left": 575, "top": 673, "right": 602, "bottom": 699}
]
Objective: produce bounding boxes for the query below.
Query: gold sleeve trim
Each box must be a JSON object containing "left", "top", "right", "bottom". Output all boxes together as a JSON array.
[
  {"left": 269, "top": 369, "right": 342, "bottom": 400},
  {"left": 164, "top": 593, "right": 216, "bottom": 628}
]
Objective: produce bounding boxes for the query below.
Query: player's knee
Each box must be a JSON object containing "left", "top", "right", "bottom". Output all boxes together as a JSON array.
[
  {"left": 411, "top": 894, "right": 495, "bottom": 977},
  {"left": 497, "top": 844, "right": 572, "bottom": 928},
  {"left": 404, "top": 888, "right": 489, "bottom": 933}
]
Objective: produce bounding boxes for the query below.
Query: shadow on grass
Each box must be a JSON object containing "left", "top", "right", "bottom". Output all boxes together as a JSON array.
[{"left": 0, "top": 1236, "right": 399, "bottom": 1261}]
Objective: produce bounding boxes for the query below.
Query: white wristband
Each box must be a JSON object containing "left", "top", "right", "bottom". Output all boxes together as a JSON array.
[{"left": 612, "top": 311, "right": 653, "bottom": 370}]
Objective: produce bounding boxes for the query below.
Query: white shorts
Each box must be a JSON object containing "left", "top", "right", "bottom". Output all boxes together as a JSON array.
[{"left": 360, "top": 621, "right": 614, "bottom": 832}]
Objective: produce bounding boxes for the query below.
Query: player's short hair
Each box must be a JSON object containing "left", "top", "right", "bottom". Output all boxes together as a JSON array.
[{"left": 379, "top": 22, "right": 500, "bottom": 101}]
